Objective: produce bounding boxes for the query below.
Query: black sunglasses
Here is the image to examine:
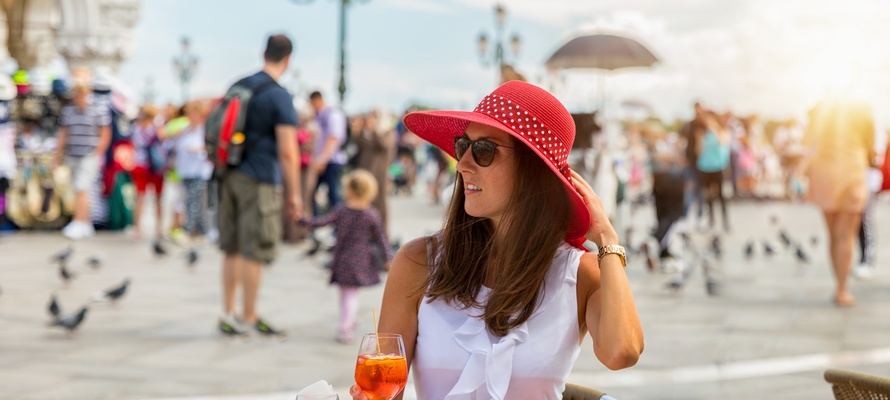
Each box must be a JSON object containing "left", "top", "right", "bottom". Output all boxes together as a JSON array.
[{"left": 453, "top": 136, "right": 514, "bottom": 167}]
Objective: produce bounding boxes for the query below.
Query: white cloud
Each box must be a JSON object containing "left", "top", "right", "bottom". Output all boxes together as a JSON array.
[
  {"left": 513, "top": 2, "right": 890, "bottom": 124},
  {"left": 118, "top": 0, "right": 890, "bottom": 126}
]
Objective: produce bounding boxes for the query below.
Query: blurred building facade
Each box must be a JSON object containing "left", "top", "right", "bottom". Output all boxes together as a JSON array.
[{"left": 0, "top": 0, "right": 141, "bottom": 71}]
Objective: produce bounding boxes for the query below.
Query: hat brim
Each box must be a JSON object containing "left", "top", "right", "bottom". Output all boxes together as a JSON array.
[{"left": 404, "top": 110, "right": 590, "bottom": 242}]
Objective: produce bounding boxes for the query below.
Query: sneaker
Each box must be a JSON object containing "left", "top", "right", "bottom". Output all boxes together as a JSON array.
[
  {"left": 81, "top": 223, "right": 95, "bottom": 238},
  {"left": 63, "top": 221, "right": 94, "bottom": 240},
  {"left": 254, "top": 318, "right": 286, "bottom": 336},
  {"left": 205, "top": 228, "right": 219, "bottom": 244},
  {"left": 218, "top": 314, "right": 247, "bottom": 336},
  {"left": 853, "top": 264, "right": 874, "bottom": 280},
  {"left": 62, "top": 221, "right": 78, "bottom": 238}
]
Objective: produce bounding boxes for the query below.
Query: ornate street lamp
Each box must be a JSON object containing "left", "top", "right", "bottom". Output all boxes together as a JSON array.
[
  {"left": 289, "top": 0, "right": 370, "bottom": 105},
  {"left": 142, "top": 76, "right": 156, "bottom": 106},
  {"left": 477, "top": 3, "right": 521, "bottom": 85},
  {"left": 172, "top": 37, "right": 198, "bottom": 104}
]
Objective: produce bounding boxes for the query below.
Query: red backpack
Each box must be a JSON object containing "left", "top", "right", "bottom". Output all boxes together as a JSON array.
[{"left": 204, "top": 79, "right": 277, "bottom": 179}]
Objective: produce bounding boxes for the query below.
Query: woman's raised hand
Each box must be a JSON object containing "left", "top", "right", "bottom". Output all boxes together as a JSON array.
[{"left": 570, "top": 170, "right": 619, "bottom": 246}]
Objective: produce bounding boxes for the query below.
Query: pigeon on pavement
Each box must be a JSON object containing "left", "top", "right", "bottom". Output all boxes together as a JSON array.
[
  {"left": 778, "top": 230, "right": 793, "bottom": 248},
  {"left": 92, "top": 279, "right": 130, "bottom": 304},
  {"left": 50, "top": 306, "right": 88, "bottom": 334},
  {"left": 87, "top": 254, "right": 103, "bottom": 270},
  {"left": 744, "top": 241, "right": 754, "bottom": 259},
  {"left": 51, "top": 246, "right": 74, "bottom": 266},
  {"left": 763, "top": 241, "right": 776, "bottom": 257},
  {"left": 666, "top": 277, "right": 684, "bottom": 292},
  {"left": 153, "top": 241, "right": 167, "bottom": 257},
  {"left": 59, "top": 264, "right": 76, "bottom": 284},
  {"left": 186, "top": 247, "right": 199, "bottom": 267},
  {"left": 48, "top": 294, "right": 61, "bottom": 319},
  {"left": 795, "top": 246, "right": 810, "bottom": 265},
  {"left": 665, "top": 265, "right": 694, "bottom": 293}
]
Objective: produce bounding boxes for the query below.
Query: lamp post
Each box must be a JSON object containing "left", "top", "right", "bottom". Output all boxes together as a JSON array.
[
  {"left": 477, "top": 3, "right": 521, "bottom": 85},
  {"left": 142, "top": 76, "right": 156, "bottom": 106},
  {"left": 172, "top": 36, "right": 198, "bottom": 104},
  {"left": 289, "top": 0, "right": 369, "bottom": 105},
  {"left": 287, "top": 69, "right": 302, "bottom": 98}
]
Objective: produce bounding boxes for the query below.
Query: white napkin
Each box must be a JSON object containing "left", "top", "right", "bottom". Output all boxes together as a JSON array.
[{"left": 297, "top": 380, "right": 336, "bottom": 396}]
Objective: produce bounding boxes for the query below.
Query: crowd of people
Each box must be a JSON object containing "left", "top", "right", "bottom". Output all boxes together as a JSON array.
[
  {"left": 3, "top": 28, "right": 890, "bottom": 398},
  {"left": 612, "top": 98, "right": 889, "bottom": 307},
  {"left": 0, "top": 34, "right": 459, "bottom": 340}
]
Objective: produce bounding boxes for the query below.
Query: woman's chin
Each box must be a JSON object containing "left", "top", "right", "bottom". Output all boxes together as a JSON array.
[{"left": 463, "top": 204, "right": 485, "bottom": 219}]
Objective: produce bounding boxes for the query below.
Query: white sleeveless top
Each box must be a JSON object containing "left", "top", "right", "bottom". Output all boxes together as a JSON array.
[{"left": 413, "top": 241, "right": 585, "bottom": 400}]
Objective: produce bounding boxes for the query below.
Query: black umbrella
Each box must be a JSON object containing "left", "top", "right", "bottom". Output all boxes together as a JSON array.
[
  {"left": 545, "top": 34, "right": 658, "bottom": 71},
  {"left": 545, "top": 33, "right": 658, "bottom": 112}
]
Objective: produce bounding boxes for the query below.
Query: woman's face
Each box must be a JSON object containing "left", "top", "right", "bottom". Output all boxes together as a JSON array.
[{"left": 457, "top": 123, "right": 517, "bottom": 229}]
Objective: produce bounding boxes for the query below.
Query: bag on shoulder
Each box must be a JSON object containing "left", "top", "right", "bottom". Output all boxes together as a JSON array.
[
  {"left": 697, "top": 131, "right": 730, "bottom": 173},
  {"left": 204, "top": 78, "right": 277, "bottom": 179},
  {"left": 147, "top": 139, "right": 168, "bottom": 175}
]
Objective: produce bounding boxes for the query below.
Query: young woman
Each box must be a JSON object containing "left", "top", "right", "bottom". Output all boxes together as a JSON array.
[
  {"left": 350, "top": 81, "right": 643, "bottom": 399},
  {"left": 801, "top": 97, "right": 875, "bottom": 307},
  {"left": 695, "top": 112, "right": 731, "bottom": 231}
]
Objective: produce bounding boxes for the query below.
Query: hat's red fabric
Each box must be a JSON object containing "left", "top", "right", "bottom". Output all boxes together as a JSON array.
[{"left": 403, "top": 80, "right": 591, "bottom": 246}]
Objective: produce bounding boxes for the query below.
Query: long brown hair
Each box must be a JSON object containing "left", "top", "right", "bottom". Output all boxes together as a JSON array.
[{"left": 424, "top": 135, "right": 570, "bottom": 337}]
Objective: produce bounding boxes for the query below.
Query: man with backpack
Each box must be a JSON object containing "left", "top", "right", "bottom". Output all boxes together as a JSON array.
[{"left": 214, "top": 34, "right": 302, "bottom": 336}]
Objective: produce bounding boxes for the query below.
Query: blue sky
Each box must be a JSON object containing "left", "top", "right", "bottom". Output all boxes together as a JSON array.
[
  {"left": 119, "top": 0, "right": 564, "bottom": 113},
  {"left": 118, "top": 0, "right": 890, "bottom": 124}
]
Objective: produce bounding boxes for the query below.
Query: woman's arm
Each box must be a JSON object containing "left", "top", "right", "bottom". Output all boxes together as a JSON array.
[
  {"left": 360, "top": 237, "right": 429, "bottom": 400},
  {"left": 578, "top": 252, "right": 643, "bottom": 370},
  {"left": 571, "top": 170, "right": 644, "bottom": 370}
]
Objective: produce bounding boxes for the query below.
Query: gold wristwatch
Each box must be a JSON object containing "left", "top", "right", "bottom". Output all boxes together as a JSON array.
[{"left": 597, "top": 244, "right": 627, "bottom": 267}]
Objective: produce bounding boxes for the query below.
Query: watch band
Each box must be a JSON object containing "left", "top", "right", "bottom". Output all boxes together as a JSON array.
[{"left": 598, "top": 244, "right": 627, "bottom": 267}]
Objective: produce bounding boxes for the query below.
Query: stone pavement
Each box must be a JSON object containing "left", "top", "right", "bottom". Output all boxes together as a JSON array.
[{"left": 1, "top": 192, "right": 890, "bottom": 400}]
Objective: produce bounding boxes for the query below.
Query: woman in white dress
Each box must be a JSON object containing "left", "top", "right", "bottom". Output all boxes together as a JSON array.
[{"left": 351, "top": 81, "right": 643, "bottom": 400}]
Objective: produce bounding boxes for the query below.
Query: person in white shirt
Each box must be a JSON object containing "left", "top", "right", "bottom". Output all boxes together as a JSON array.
[
  {"left": 349, "top": 81, "right": 643, "bottom": 400},
  {"left": 174, "top": 101, "right": 212, "bottom": 239}
]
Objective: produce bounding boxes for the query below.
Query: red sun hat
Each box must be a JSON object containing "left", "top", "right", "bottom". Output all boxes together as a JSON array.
[{"left": 403, "top": 80, "right": 591, "bottom": 245}]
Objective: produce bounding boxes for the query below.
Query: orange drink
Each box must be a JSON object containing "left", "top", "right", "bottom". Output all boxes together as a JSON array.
[{"left": 354, "top": 354, "right": 408, "bottom": 400}]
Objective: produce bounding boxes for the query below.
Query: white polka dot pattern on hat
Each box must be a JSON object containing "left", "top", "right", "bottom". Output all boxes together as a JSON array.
[{"left": 474, "top": 94, "right": 572, "bottom": 179}]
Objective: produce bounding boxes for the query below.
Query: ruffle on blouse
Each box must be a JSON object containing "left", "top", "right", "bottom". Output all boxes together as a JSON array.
[{"left": 444, "top": 244, "right": 579, "bottom": 400}]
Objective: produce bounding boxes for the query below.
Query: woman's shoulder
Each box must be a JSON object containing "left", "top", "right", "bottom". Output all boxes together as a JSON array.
[
  {"left": 576, "top": 251, "right": 601, "bottom": 294},
  {"left": 397, "top": 237, "right": 432, "bottom": 268},
  {"left": 386, "top": 237, "right": 432, "bottom": 292}
]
